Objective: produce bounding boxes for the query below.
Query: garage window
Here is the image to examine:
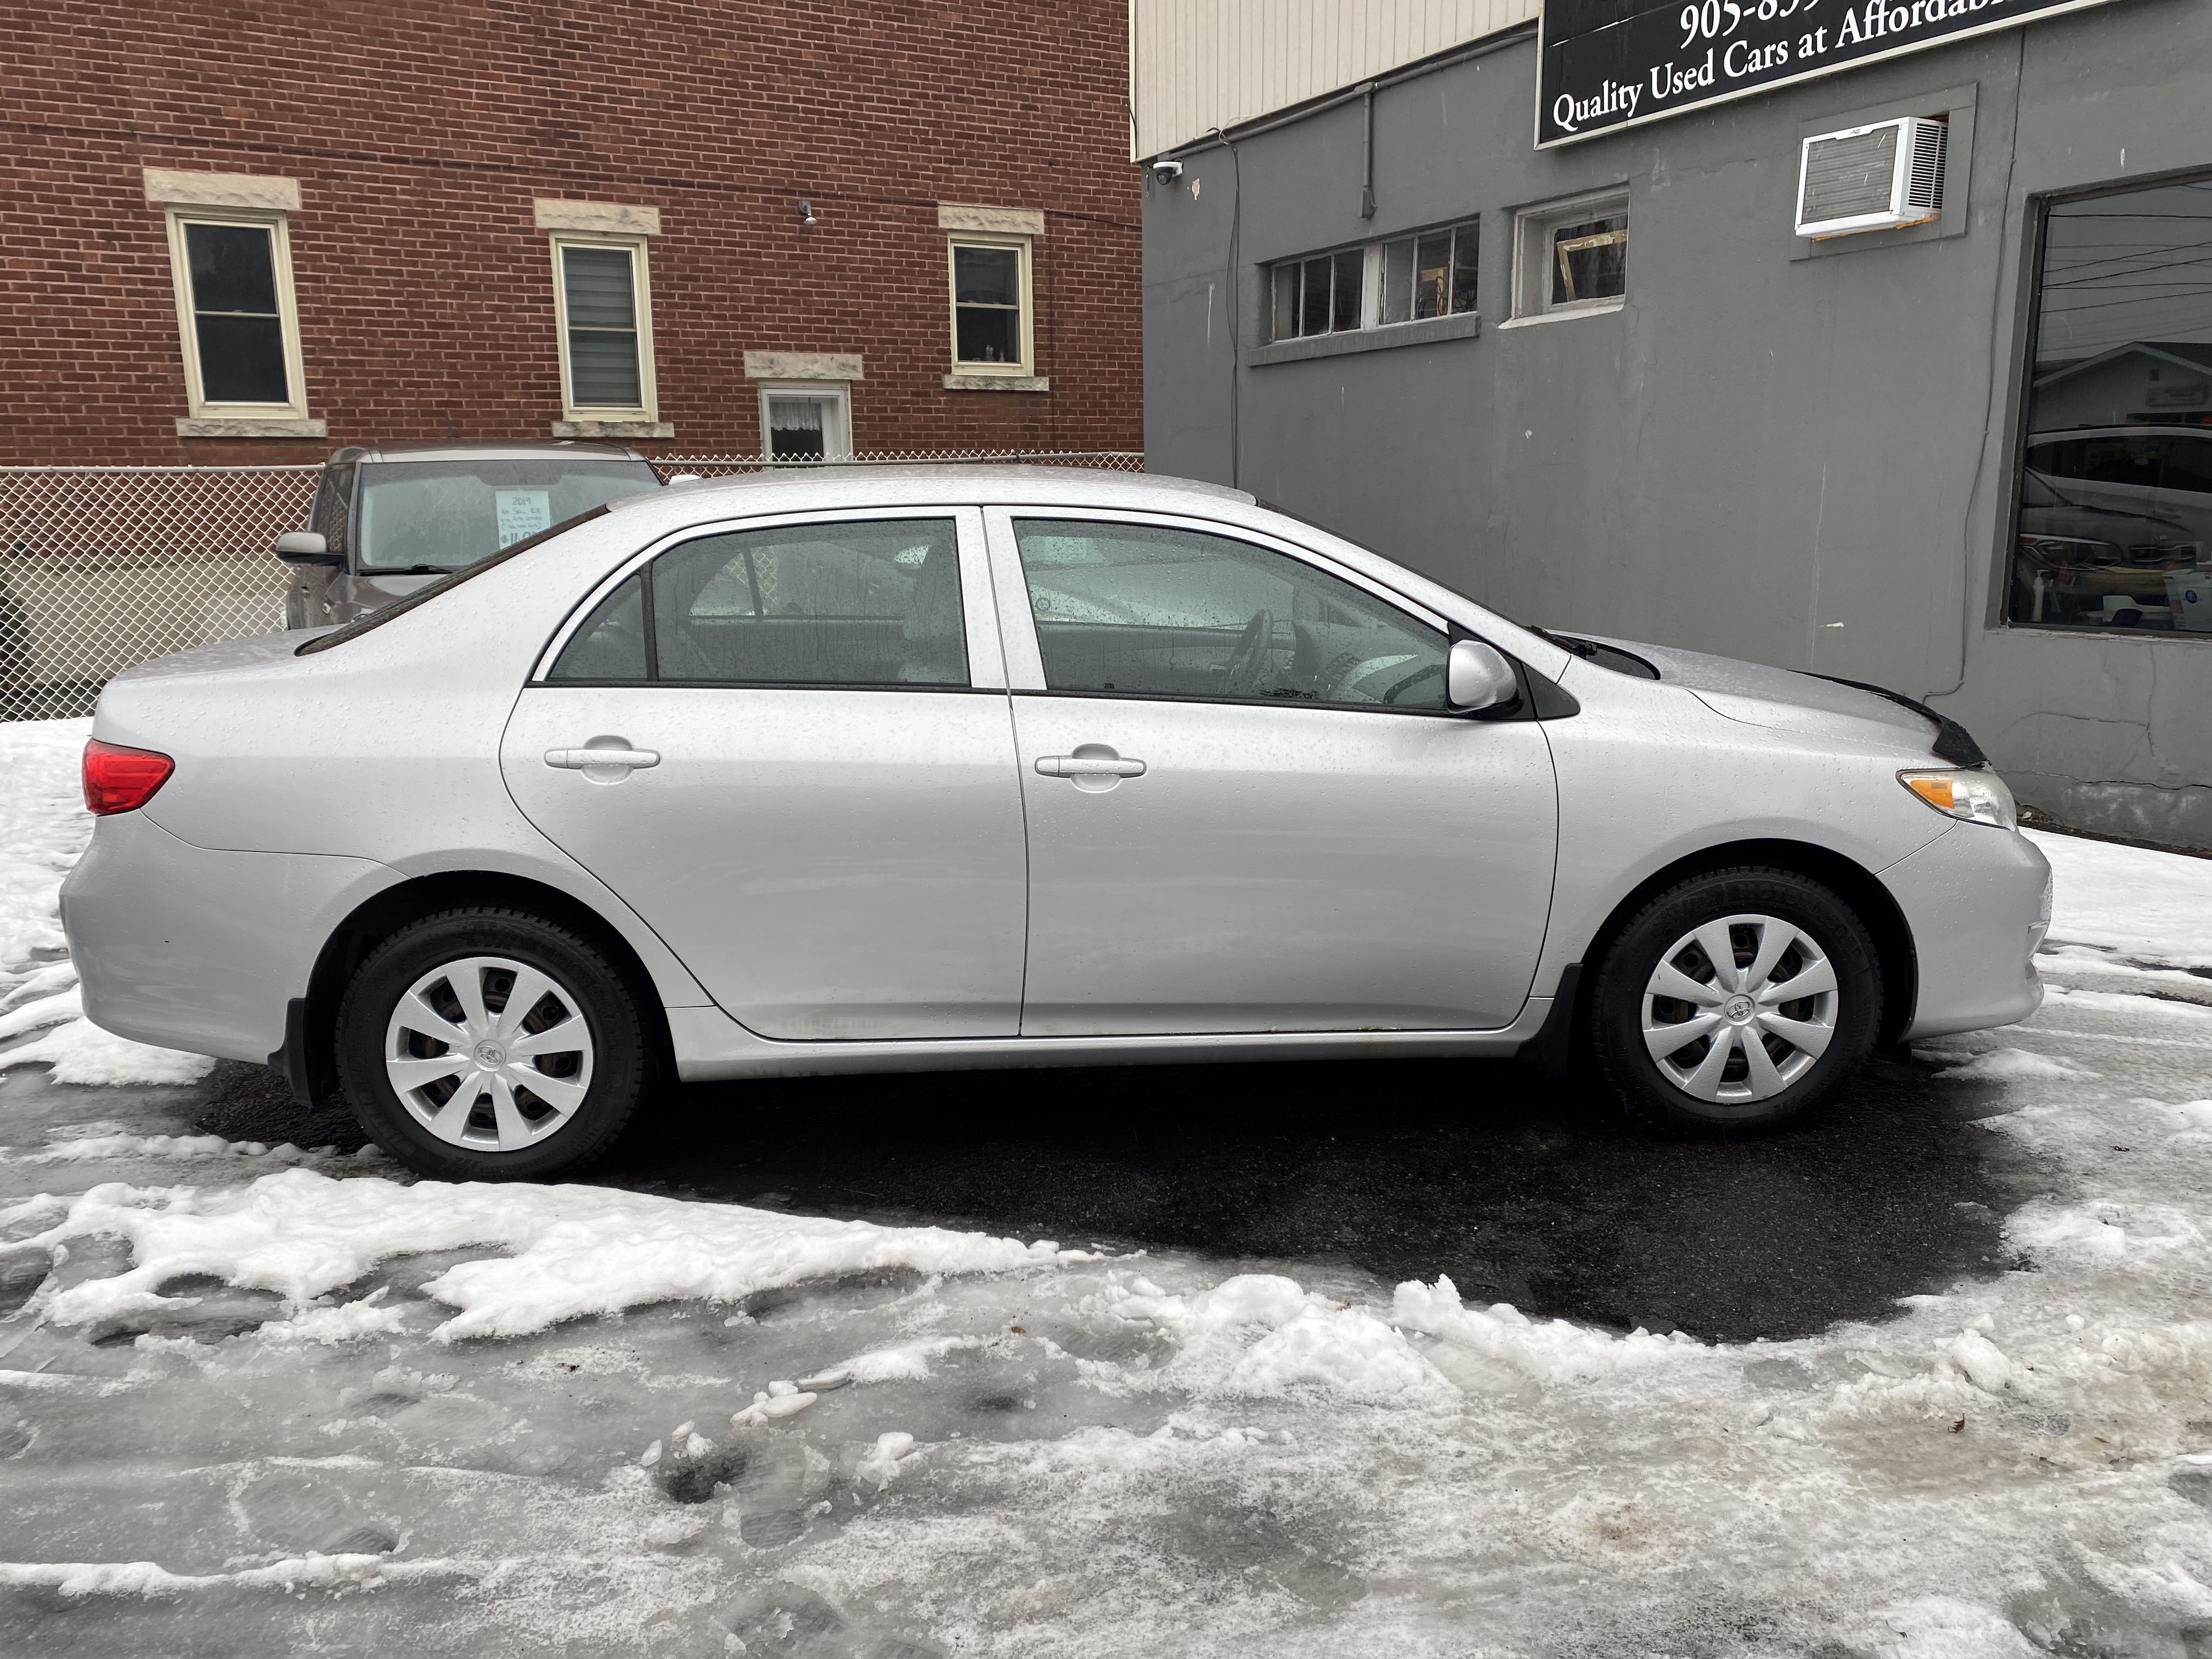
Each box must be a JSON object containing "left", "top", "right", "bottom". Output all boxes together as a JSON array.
[
  {"left": 1510, "top": 189, "right": 1629, "bottom": 321},
  {"left": 2007, "top": 176, "right": 2212, "bottom": 632},
  {"left": 1268, "top": 220, "right": 1479, "bottom": 342}
]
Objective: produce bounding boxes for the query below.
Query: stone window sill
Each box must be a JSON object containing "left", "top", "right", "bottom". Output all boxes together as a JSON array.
[
  {"left": 176, "top": 416, "right": 326, "bottom": 438},
  {"left": 1246, "top": 312, "right": 1482, "bottom": 366},
  {"left": 551, "top": 419, "right": 675, "bottom": 439},
  {"left": 943, "top": 374, "right": 1049, "bottom": 392},
  {"left": 1496, "top": 298, "right": 1625, "bottom": 331}
]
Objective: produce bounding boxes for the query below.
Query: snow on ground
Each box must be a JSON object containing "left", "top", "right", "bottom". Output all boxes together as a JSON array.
[{"left": 4, "top": 721, "right": 2212, "bottom": 1654}]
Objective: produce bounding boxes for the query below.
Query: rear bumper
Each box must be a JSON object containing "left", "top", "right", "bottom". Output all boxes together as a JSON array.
[
  {"left": 1882, "top": 822, "right": 2051, "bottom": 1041},
  {"left": 60, "top": 810, "right": 394, "bottom": 1064}
]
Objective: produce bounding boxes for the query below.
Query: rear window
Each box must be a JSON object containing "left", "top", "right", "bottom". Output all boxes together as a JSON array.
[
  {"left": 356, "top": 459, "right": 660, "bottom": 572},
  {"left": 295, "top": 505, "right": 610, "bottom": 657}
]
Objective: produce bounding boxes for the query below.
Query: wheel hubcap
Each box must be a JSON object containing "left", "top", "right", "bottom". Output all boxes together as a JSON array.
[
  {"left": 384, "top": 955, "right": 594, "bottom": 1151},
  {"left": 1641, "top": 913, "right": 1839, "bottom": 1104}
]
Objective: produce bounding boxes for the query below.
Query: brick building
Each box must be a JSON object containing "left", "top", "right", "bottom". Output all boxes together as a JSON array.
[{"left": 1, "top": 1, "right": 1142, "bottom": 464}]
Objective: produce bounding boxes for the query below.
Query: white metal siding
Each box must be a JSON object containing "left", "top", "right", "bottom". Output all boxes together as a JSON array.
[{"left": 1130, "top": 0, "right": 1539, "bottom": 159}]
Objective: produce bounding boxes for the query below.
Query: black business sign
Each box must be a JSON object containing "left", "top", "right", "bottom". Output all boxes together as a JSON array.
[{"left": 1536, "top": 0, "right": 2120, "bottom": 147}]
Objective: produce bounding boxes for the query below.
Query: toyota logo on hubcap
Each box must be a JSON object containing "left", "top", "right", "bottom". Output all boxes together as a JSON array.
[
  {"left": 475, "top": 1040, "right": 507, "bottom": 1068},
  {"left": 1723, "top": 994, "right": 1756, "bottom": 1024}
]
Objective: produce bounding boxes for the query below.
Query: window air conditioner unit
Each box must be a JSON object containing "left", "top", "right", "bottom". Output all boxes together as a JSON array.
[{"left": 1795, "top": 117, "right": 1946, "bottom": 239}]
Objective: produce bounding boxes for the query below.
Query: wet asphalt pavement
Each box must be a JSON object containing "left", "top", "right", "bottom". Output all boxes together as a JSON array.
[{"left": 205, "top": 1049, "right": 2052, "bottom": 1345}]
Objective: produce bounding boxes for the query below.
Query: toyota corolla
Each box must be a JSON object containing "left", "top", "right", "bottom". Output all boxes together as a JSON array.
[{"left": 62, "top": 467, "right": 2050, "bottom": 1180}]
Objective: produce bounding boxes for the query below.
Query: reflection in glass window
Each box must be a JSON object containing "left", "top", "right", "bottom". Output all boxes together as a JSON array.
[
  {"left": 643, "top": 519, "right": 966, "bottom": 686},
  {"left": 2009, "top": 177, "right": 2212, "bottom": 631},
  {"left": 1011, "top": 520, "right": 1448, "bottom": 708}
]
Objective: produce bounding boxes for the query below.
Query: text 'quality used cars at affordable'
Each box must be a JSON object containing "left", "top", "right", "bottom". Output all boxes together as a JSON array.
[{"left": 64, "top": 467, "right": 2050, "bottom": 1179}]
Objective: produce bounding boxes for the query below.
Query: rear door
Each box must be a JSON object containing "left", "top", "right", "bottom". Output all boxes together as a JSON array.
[
  {"left": 987, "top": 509, "right": 1559, "bottom": 1036},
  {"left": 501, "top": 507, "right": 1029, "bottom": 1040}
]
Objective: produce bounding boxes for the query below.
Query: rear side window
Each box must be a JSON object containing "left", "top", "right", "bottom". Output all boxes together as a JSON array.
[
  {"left": 546, "top": 518, "right": 968, "bottom": 687},
  {"left": 1010, "top": 519, "right": 1448, "bottom": 709}
]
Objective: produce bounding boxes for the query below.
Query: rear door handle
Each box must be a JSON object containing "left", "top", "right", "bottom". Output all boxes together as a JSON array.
[
  {"left": 545, "top": 746, "right": 660, "bottom": 770},
  {"left": 1035, "top": 754, "right": 1146, "bottom": 778}
]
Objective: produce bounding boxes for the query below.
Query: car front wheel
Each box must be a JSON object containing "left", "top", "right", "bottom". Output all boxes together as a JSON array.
[
  {"left": 335, "top": 908, "right": 651, "bottom": 1181},
  {"left": 1588, "top": 867, "right": 1881, "bottom": 1134}
]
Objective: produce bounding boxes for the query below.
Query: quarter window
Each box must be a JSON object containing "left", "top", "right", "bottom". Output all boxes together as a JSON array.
[
  {"left": 949, "top": 235, "right": 1034, "bottom": 373},
  {"left": 553, "top": 236, "right": 657, "bottom": 419},
  {"left": 1268, "top": 221, "right": 1479, "bottom": 342},
  {"left": 2008, "top": 176, "right": 2212, "bottom": 632},
  {"left": 1512, "top": 189, "right": 1629, "bottom": 321},
  {"left": 550, "top": 519, "right": 968, "bottom": 687},
  {"left": 163, "top": 210, "right": 308, "bottom": 418},
  {"left": 1011, "top": 520, "right": 1448, "bottom": 709}
]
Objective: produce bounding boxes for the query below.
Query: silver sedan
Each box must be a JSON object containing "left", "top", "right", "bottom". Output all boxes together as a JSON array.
[{"left": 63, "top": 468, "right": 2050, "bottom": 1180}]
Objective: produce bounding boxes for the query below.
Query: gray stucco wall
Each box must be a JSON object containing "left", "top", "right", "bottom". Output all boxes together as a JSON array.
[{"left": 1141, "top": 2, "right": 2212, "bottom": 846}]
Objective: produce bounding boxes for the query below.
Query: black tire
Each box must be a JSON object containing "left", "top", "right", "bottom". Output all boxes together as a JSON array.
[
  {"left": 1588, "top": 866, "right": 1881, "bottom": 1135},
  {"left": 335, "top": 907, "right": 652, "bottom": 1181}
]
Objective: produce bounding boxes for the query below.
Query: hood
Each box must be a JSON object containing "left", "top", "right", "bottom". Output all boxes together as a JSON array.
[{"left": 1563, "top": 634, "right": 1984, "bottom": 764}]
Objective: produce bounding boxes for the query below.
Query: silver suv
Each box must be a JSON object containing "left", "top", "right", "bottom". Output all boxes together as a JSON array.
[{"left": 275, "top": 442, "right": 664, "bottom": 629}]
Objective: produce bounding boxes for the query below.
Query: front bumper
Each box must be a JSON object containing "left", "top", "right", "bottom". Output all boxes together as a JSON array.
[
  {"left": 61, "top": 810, "right": 394, "bottom": 1064},
  {"left": 1881, "top": 821, "right": 2051, "bottom": 1041}
]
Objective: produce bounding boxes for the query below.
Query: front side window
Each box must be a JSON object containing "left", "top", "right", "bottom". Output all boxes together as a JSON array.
[
  {"left": 1513, "top": 189, "right": 1630, "bottom": 320},
  {"left": 1011, "top": 519, "right": 1448, "bottom": 709},
  {"left": 1269, "top": 221, "right": 1478, "bottom": 342},
  {"left": 165, "top": 210, "right": 308, "bottom": 416},
  {"left": 550, "top": 518, "right": 968, "bottom": 687},
  {"left": 554, "top": 236, "right": 656, "bottom": 418},
  {"left": 949, "top": 236, "right": 1033, "bottom": 373},
  {"left": 355, "top": 459, "right": 662, "bottom": 573},
  {"left": 2008, "top": 176, "right": 2212, "bottom": 632}
]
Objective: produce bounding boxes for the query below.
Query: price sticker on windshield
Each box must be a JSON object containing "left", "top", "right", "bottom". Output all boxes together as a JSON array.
[{"left": 494, "top": 489, "right": 553, "bottom": 548}]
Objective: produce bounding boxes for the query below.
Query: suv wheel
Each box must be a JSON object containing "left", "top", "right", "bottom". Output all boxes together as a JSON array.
[
  {"left": 1589, "top": 867, "right": 1881, "bottom": 1134},
  {"left": 335, "top": 908, "right": 651, "bottom": 1181}
]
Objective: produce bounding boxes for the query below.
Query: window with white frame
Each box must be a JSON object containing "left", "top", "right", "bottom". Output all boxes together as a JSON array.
[
  {"left": 948, "top": 234, "right": 1034, "bottom": 374},
  {"left": 1512, "top": 189, "right": 1629, "bottom": 321},
  {"left": 163, "top": 208, "right": 309, "bottom": 420},
  {"left": 552, "top": 235, "right": 657, "bottom": 420},
  {"left": 1267, "top": 219, "right": 1479, "bottom": 342},
  {"left": 759, "top": 382, "right": 853, "bottom": 461}
]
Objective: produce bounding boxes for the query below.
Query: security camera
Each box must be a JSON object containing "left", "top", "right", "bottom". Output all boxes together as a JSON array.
[{"left": 1151, "top": 159, "right": 1184, "bottom": 186}]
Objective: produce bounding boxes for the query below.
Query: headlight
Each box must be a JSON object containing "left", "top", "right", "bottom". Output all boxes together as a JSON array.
[{"left": 1899, "top": 768, "right": 2017, "bottom": 830}]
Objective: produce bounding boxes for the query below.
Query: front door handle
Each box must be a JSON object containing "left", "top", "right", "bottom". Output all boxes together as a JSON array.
[
  {"left": 1035, "top": 753, "right": 1147, "bottom": 778},
  {"left": 545, "top": 746, "right": 660, "bottom": 770}
]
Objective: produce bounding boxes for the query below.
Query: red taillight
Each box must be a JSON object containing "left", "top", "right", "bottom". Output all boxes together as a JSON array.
[{"left": 83, "top": 740, "right": 174, "bottom": 815}]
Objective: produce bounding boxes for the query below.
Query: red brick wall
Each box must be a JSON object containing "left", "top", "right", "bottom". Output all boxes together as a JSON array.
[{"left": 0, "top": 2, "right": 1141, "bottom": 464}]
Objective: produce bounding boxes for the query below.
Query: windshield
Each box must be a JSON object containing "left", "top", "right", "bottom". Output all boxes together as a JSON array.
[{"left": 356, "top": 459, "right": 660, "bottom": 572}]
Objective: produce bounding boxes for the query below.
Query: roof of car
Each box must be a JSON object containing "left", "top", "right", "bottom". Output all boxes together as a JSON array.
[
  {"left": 330, "top": 441, "right": 650, "bottom": 464},
  {"left": 634, "top": 462, "right": 1253, "bottom": 515}
]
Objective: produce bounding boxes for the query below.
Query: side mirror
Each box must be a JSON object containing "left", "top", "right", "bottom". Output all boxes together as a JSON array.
[
  {"left": 273, "top": 531, "right": 341, "bottom": 568},
  {"left": 1447, "top": 639, "right": 1518, "bottom": 712}
]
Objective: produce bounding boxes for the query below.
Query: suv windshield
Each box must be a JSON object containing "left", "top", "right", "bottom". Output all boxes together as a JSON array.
[{"left": 356, "top": 459, "right": 661, "bottom": 572}]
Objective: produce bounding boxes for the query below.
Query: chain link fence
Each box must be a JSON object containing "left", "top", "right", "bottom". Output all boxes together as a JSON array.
[{"left": 0, "top": 452, "right": 1144, "bottom": 720}]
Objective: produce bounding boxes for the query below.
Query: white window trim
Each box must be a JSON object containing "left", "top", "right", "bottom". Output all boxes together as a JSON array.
[
  {"left": 946, "top": 232, "right": 1035, "bottom": 377},
  {"left": 162, "top": 205, "right": 311, "bottom": 424},
  {"left": 550, "top": 232, "right": 659, "bottom": 423},
  {"left": 1508, "top": 187, "right": 1630, "bottom": 326},
  {"left": 757, "top": 381, "right": 854, "bottom": 461}
]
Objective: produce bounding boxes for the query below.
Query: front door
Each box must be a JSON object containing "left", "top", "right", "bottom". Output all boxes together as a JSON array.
[
  {"left": 501, "top": 508, "right": 1028, "bottom": 1040},
  {"left": 992, "top": 512, "right": 1558, "bottom": 1036}
]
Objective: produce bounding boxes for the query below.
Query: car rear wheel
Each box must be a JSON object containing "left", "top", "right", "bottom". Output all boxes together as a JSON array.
[
  {"left": 1589, "top": 867, "right": 1881, "bottom": 1134},
  {"left": 335, "top": 908, "right": 651, "bottom": 1181}
]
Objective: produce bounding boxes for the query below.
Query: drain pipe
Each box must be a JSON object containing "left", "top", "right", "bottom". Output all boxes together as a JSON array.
[{"left": 1359, "top": 83, "right": 1378, "bottom": 219}]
